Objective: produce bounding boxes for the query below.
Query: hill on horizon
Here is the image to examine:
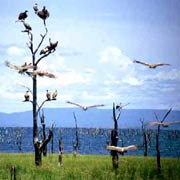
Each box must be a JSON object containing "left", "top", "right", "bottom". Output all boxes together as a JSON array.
[{"left": 0, "top": 108, "right": 180, "bottom": 129}]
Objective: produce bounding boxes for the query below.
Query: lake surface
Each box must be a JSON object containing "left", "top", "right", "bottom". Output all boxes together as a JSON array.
[{"left": 0, "top": 127, "right": 179, "bottom": 158}]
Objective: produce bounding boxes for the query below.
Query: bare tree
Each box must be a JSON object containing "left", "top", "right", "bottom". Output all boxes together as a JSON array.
[
  {"left": 6, "top": 4, "right": 58, "bottom": 165},
  {"left": 72, "top": 112, "right": 80, "bottom": 157},
  {"left": 147, "top": 108, "right": 172, "bottom": 173}
]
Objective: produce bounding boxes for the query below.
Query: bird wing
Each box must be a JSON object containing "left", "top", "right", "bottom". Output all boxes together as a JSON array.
[
  {"left": 133, "top": 60, "right": 151, "bottom": 67},
  {"left": 153, "top": 63, "right": 170, "bottom": 67},
  {"left": 169, "top": 121, "right": 180, "bottom": 125},
  {"left": 87, "top": 104, "right": 105, "bottom": 108},
  {"left": 32, "top": 70, "right": 56, "bottom": 78},
  {"left": 146, "top": 121, "right": 160, "bottom": 126},
  {"left": 5, "top": 61, "right": 21, "bottom": 70},
  {"left": 66, "top": 101, "right": 83, "bottom": 108},
  {"left": 126, "top": 145, "right": 138, "bottom": 150}
]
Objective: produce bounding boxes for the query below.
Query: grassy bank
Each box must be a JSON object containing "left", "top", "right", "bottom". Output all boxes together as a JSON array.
[{"left": 0, "top": 153, "right": 179, "bottom": 180}]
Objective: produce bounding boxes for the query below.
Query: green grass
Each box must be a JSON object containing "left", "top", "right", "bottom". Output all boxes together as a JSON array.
[{"left": 0, "top": 153, "right": 179, "bottom": 180}]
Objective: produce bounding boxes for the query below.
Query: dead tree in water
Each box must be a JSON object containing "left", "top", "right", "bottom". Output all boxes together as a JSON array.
[
  {"left": 139, "top": 118, "right": 149, "bottom": 156},
  {"left": 110, "top": 103, "right": 122, "bottom": 168},
  {"left": 73, "top": 112, "right": 79, "bottom": 157},
  {"left": 5, "top": 4, "right": 58, "bottom": 166},
  {"left": 147, "top": 108, "right": 172, "bottom": 173},
  {"left": 40, "top": 110, "right": 47, "bottom": 156}
]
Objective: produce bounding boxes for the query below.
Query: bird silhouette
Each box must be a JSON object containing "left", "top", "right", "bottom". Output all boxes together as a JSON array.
[
  {"left": 36, "top": 6, "right": 50, "bottom": 26},
  {"left": 46, "top": 90, "right": 51, "bottom": 100},
  {"left": 52, "top": 90, "right": 58, "bottom": 100},
  {"left": 147, "top": 121, "right": 180, "bottom": 127},
  {"left": 24, "top": 91, "right": 30, "bottom": 101},
  {"left": 16, "top": 10, "right": 28, "bottom": 22},
  {"left": 5, "top": 61, "right": 34, "bottom": 74},
  {"left": 31, "top": 70, "right": 56, "bottom": 78},
  {"left": 106, "top": 145, "right": 138, "bottom": 153},
  {"left": 66, "top": 101, "right": 104, "bottom": 111},
  {"left": 133, "top": 60, "right": 170, "bottom": 68}
]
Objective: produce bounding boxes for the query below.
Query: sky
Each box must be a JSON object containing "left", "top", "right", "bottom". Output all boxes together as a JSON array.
[{"left": 0, "top": 0, "right": 180, "bottom": 113}]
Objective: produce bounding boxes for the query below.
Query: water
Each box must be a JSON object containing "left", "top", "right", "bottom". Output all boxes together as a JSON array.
[{"left": 0, "top": 127, "right": 179, "bottom": 157}]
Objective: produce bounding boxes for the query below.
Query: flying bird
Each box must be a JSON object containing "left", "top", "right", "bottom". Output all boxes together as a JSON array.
[
  {"left": 16, "top": 10, "right": 28, "bottom": 22},
  {"left": 33, "top": 3, "right": 39, "bottom": 13},
  {"left": 107, "top": 145, "right": 138, "bottom": 153},
  {"left": 133, "top": 60, "right": 170, "bottom": 68},
  {"left": 66, "top": 101, "right": 105, "bottom": 111},
  {"left": 146, "top": 121, "right": 180, "bottom": 127},
  {"left": 5, "top": 61, "right": 34, "bottom": 74},
  {"left": 46, "top": 90, "right": 51, "bottom": 100},
  {"left": 52, "top": 90, "right": 58, "bottom": 100},
  {"left": 31, "top": 70, "right": 56, "bottom": 78},
  {"left": 24, "top": 91, "right": 30, "bottom": 101}
]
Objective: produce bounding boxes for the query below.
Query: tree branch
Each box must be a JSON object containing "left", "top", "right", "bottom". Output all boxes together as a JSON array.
[{"left": 34, "top": 24, "right": 48, "bottom": 55}]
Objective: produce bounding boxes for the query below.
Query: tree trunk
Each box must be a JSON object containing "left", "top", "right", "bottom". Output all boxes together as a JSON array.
[
  {"left": 143, "top": 131, "right": 148, "bottom": 156},
  {"left": 156, "top": 133, "right": 161, "bottom": 173},
  {"left": 42, "top": 123, "right": 47, "bottom": 156}
]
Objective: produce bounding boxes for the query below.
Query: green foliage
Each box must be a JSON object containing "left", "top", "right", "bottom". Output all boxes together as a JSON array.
[{"left": 0, "top": 154, "right": 179, "bottom": 180}]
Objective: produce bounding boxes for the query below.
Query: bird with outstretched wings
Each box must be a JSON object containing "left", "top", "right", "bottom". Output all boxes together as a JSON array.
[
  {"left": 107, "top": 145, "right": 138, "bottom": 153},
  {"left": 146, "top": 121, "right": 180, "bottom": 127},
  {"left": 66, "top": 101, "right": 104, "bottom": 111},
  {"left": 30, "top": 70, "right": 56, "bottom": 78},
  {"left": 5, "top": 61, "right": 34, "bottom": 74},
  {"left": 133, "top": 60, "right": 170, "bottom": 68}
]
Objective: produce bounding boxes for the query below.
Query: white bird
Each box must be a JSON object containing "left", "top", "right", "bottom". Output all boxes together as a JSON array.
[
  {"left": 33, "top": 3, "right": 39, "bottom": 13},
  {"left": 147, "top": 121, "right": 180, "bottom": 127},
  {"left": 133, "top": 60, "right": 170, "bottom": 69},
  {"left": 66, "top": 101, "right": 104, "bottom": 111},
  {"left": 24, "top": 91, "right": 30, "bottom": 101},
  {"left": 107, "top": 145, "right": 138, "bottom": 153},
  {"left": 52, "top": 90, "right": 58, "bottom": 100}
]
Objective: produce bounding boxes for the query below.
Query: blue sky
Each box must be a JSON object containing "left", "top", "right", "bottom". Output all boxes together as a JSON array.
[{"left": 0, "top": 0, "right": 180, "bottom": 113}]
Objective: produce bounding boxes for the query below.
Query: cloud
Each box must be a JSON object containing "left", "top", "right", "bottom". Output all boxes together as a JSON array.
[
  {"left": 98, "top": 46, "right": 142, "bottom": 86},
  {"left": 7, "top": 46, "right": 25, "bottom": 56}
]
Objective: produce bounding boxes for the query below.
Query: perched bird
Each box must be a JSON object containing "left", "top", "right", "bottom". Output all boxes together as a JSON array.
[
  {"left": 47, "top": 39, "right": 58, "bottom": 52},
  {"left": 52, "top": 90, "right": 58, "bottom": 100},
  {"left": 24, "top": 91, "right": 30, "bottom": 101},
  {"left": 5, "top": 61, "right": 34, "bottom": 74},
  {"left": 40, "top": 47, "right": 49, "bottom": 55},
  {"left": 107, "top": 145, "right": 138, "bottom": 153},
  {"left": 46, "top": 90, "right": 51, "bottom": 100},
  {"left": 31, "top": 70, "right": 56, "bottom": 78},
  {"left": 33, "top": 3, "right": 39, "bottom": 13},
  {"left": 22, "top": 20, "right": 32, "bottom": 31},
  {"left": 116, "top": 102, "right": 129, "bottom": 110},
  {"left": 147, "top": 121, "right": 180, "bottom": 127},
  {"left": 66, "top": 101, "right": 105, "bottom": 111},
  {"left": 16, "top": 10, "right": 28, "bottom": 22},
  {"left": 133, "top": 60, "right": 170, "bottom": 69},
  {"left": 37, "top": 6, "right": 50, "bottom": 25}
]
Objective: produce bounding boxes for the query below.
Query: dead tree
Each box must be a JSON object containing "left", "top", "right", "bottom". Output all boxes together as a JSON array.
[
  {"left": 147, "top": 108, "right": 172, "bottom": 173},
  {"left": 58, "top": 137, "right": 63, "bottom": 166},
  {"left": 40, "top": 110, "right": 47, "bottom": 156},
  {"left": 139, "top": 118, "right": 148, "bottom": 156},
  {"left": 110, "top": 103, "right": 122, "bottom": 169},
  {"left": 73, "top": 112, "right": 79, "bottom": 157},
  {"left": 10, "top": 166, "right": 16, "bottom": 180},
  {"left": 5, "top": 5, "right": 58, "bottom": 166}
]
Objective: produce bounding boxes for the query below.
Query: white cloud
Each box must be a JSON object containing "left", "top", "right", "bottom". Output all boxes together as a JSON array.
[{"left": 7, "top": 46, "right": 25, "bottom": 56}]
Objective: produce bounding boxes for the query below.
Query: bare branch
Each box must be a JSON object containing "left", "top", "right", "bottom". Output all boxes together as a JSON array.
[
  {"left": 34, "top": 24, "right": 48, "bottom": 55},
  {"left": 36, "top": 99, "right": 49, "bottom": 117},
  {"left": 161, "top": 108, "right": 172, "bottom": 123}
]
